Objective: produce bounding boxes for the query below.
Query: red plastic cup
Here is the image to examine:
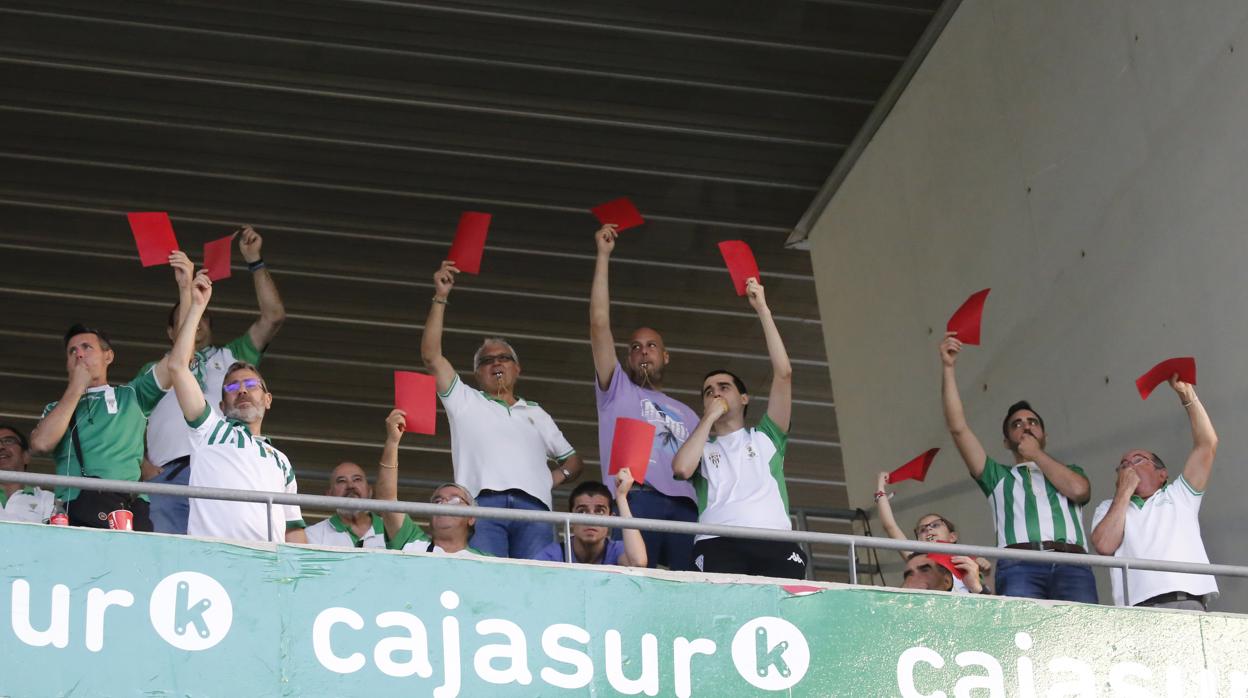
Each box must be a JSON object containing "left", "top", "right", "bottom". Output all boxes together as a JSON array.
[
  {"left": 107, "top": 510, "right": 134, "bottom": 531},
  {"left": 49, "top": 513, "right": 69, "bottom": 526}
]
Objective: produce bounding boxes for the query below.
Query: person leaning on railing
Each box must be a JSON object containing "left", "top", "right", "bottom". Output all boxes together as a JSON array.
[
  {"left": 0, "top": 425, "right": 55, "bottom": 523},
  {"left": 304, "top": 461, "right": 386, "bottom": 549},
  {"left": 1091, "top": 374, "right": 1219, "bottom": 611},
  {"left": 940, "top": 332, "right": 1097, "bottom": 603},
  {"left": 873, "top": 472, "right": 992, "bottom": 594},
  {"left": 529, "top": 469, "right": 647, "bottom": 567}
]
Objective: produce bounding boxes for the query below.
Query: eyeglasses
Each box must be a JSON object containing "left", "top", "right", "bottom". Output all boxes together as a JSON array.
[
  {"left": 1118, "top": 454, "right": 1154, "bottom": 470},
  {"left": 476, "top": 354, "right": 515, "bottom": 368},
  {"left": 223, "top": 378, "right": 265, "bottom": 393},
  {"left": 916, "top": 519, "right": 948, "bottom": 535},
  {"left": 0, "top": 436, "right": 22, "bottom": 447},
  {"left": 1009, "top": 417, "right": 1041, "bottom": 431},
  {"left": 432, "top": 495, "right": 466, "bottom": 506}
]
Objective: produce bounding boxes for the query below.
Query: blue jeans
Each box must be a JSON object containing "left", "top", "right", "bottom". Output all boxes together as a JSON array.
[
  {"left": 612, "top": 488, "right": 698, "bottom": 571},
  {"left": 995, "top": 558, "right": 1098, "bottom": 603},
  {"left": 470, "top": 489, "right": 554, "bottom": 559},
  {"left": 148, "top": 457, "right": 191, "bottom": 535}
]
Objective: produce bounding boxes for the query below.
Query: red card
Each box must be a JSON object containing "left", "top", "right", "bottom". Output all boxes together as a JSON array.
[
  {"left": 926, "top": 552, "right": 967, "bottom": 580},
  {"left": 446, "top": 212, "right": 491, "bottom": 275},
  {"left": 717, "top": 240, "right": 760, "bottom": 296},
  {"left": 591, "top": 197, "right": 645, "bottom": 232},
  {"left": 127, "top": 212, "right": 180, "bottom": 267},
  {"left": 394, "top": 371, "right": 437, "bottom": 435},
  {"left": 607, "top": 417, "right": 655, "bottom": 485},
  {"left": 1135, "top": 357, "right": 1196, "bottom": 400},
  {"left": 946, "top": 288, "right": 990, "bottom": 345},
  {"left": 203, "top": 235, "right": 234, "bottom": 282},
  {"left": 888, "top": 448, "right": 939, "bottom": 484}
]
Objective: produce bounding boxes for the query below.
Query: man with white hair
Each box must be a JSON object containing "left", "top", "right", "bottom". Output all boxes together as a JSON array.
[
  {"left": 304, "top": 462, "right": 385, "bottom": 549},
  {"left": 420, "top": 261, "right": 584, "bottom": 558}
]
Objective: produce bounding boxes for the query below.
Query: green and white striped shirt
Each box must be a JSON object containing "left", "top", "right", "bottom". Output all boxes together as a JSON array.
[{"left": 976, "top": 456, "right": 1087, "bottom": 548}]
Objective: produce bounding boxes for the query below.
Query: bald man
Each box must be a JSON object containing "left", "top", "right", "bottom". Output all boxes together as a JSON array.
[{"left": 305, "top": 462, "right": 386, "bottom": 549}]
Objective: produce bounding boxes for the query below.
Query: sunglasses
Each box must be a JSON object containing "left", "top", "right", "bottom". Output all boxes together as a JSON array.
[
  {"left": 223, "top": 378, "right": 265, "bottom": 393},
  {"left": 432, "top": 495, "right": 466, "bottom": 506},
  {"left": 476, "top": 354, "right": 516, "bottom": 368}
]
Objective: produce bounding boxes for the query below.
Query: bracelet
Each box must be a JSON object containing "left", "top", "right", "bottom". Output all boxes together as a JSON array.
[
  {"left": 379, "top": 461, "right": 397, "bottom": 469},
  {"left": 873, "top": 490, "right": 887, "bottom": 502},
  {"left": 247, "top": 259, "right": 266, "bottom": 272},
  {"left": 1182, "top": 397, "right": 1198, "bottom": 407},
  {"left": 432, "top": 297, "right": 448, "bottom": 305}
]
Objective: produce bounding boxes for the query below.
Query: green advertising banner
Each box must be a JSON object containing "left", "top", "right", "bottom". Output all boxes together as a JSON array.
[{"left": 1, "top": 521, "right": 1245, "bottom": 697}]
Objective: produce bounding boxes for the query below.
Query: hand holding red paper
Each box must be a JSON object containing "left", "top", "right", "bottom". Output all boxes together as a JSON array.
[
  {"left": 946, "top": 289, "right": 990, "bottom": 345},
  {"left": 446, "top": 212, "right": 491, "bottom": 275},
  {"left": 203, "top": 234, "right": 234, "bottom": 281},
  {"left": 1135, "top": 357, "right": 1196, "bottom": 400},
  {"left": 394, "top": 371, "right": 437, "bottom": 435},
  {"left": 591, "top": 197, "right": 644, "bottom": 232},
  {"left": 926, "top": 552, "right": 967, "bottom": 581},
  {"left": 127, "top": 212, "right": 180, "bottom": 267},
  {"left": 888, "top": 448, "right": 939, "bottom": 484},
  {"left": 718, "top": 240, "right": 760, "bottom": 296},
  {"left": 608, "top": 417, "right": 655, "bottom": 485}
]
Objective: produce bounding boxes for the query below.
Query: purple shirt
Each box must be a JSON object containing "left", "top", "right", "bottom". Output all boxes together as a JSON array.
[
  {"left": 596, "top": 362, "right": 697, "bottom": 501},
  {"left": 533, "top": 539, "right": 627, "bottom": 565}
]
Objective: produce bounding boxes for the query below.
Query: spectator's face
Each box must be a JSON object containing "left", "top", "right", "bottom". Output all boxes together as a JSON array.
[
  {"left": 430, "top": 485, "right": 473, "bottom": 535},
  {"left": 0, "top": 428, "right": 29, "bottom": 472},
  {"left": 167, "top": 313, "right": 212, "bottom": 348},
  {"left": 914, "top": 515, "right": 957, "bottom": 543},
  {"left": 702, "top": 373, "right": 748, "bottom": 419},
  {"left": 65, "top": 333, "right": 113, "bottom": 381},
  {"left": 1117, "top": 449, "right": 1167, "bottom": 497},
  {"left": 626, "top": 328, "right": 669, "bottom": 386},
  {"left": 570, "top": 493, "right": 612, "bottom": 544},
  {"left": 901, "top": 555, "right": 953, "bottom": 591},
  {"left": 474, "top": 342, "right": 520, "bottom": 394},
  {"left": 220, "top": 368, "right": 272, "bottom": 424},
  {"left": 327, "top": 462, "right": 371, "bottom": 509},
  {"left": 1004, "top": 409, "right": 1046, "bottom": 453}
]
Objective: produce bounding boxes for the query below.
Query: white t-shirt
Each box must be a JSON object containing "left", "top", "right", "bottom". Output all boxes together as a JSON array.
[
  {"left": 305, "top": 514, "right": 387, "bottom": 549},
  {"left": 691, "top": 414, "right": 792, "bottom": 542},
  {"left": 440, "top": 376, "right": 575, "bottom": 510},
  {"left": 0, "top": 486, "right": 55, "bottom": 523},
  {"left": 185, "top": 405, "right": 303, "bottom": 542},
  {"left": 1090, "top": 475, "right": 1218, "bottom": 606},
  {"left": 145, "top": 336, "right": 262, "bottom": 467}
]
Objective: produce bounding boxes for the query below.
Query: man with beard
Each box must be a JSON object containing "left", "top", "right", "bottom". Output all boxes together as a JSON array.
[
  {"left": 0, "top": 425, "right": 56, "bottom": 523},
  {"left": 144, "top": 228, "right": 286, "bottom": 535},
  {"left": 421, "top": 262, "right": 584, "bottom": 558},
  {"left": 589, "top": 224, "right": 701, "bottom": 570},
  {"left": 171, "top": 271, "right": 306, "bottom": 543},
  {"left": 939, "top": 331, "right": 1095, "bottom": 602},
  {"left": 304, "top": 462, "right": 385, "bottom": 549},
  {"left": 378, "top": 408, "right": 487, "bottom": 556},
  {"left": 531, "top": 469, "right": 647, "bottom": 567}
]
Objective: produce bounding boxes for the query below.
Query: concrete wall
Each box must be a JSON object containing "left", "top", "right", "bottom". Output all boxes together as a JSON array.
[{"left": 809, "top": 0, "right": 1248, "bottom": 610}]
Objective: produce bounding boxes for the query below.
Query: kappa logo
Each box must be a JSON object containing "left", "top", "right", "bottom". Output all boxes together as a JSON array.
[
  {"left": 787, "top": 552, "right": 804, "bottom": 565},
  {"left": 149, "top": 572, "right": 233, "bottom": 651},
  {"left": 730, "top": 617, "right": 809, "bottom": 690}
]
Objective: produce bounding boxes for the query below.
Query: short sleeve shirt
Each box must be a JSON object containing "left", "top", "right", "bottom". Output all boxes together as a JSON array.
[
  {"left": 143, "top": 334, "right": 262, "bottom": 466},
  {"left": 691, "top": 414, "right": 792, "bottom": 541},
  {"left": 439, "top": 376, "right": 575, "bottom": 510},
  {"left": 0, "top": 487, "right": 55, "bottom": 523},
  {"left": 532, "top": 539, "right": 627, "bottom": 565},
  {"left": 976, "top": 456, "right": 1088, "bottom": 548},
  {"left": 184, "top": 405, "right": 303, "bottom": 542},
  {"left": 42, "top": 366, "right": 168, "bottom": 501},
  {"left": 305, "top": 513, "right": 387, "bottom": 549},
  {"left": 595, "top": 362, "right": 697, "bottom": 500}
]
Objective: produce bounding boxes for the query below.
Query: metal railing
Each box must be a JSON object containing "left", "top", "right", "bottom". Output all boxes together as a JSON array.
[{"left": 5, "top": 470, "right": 1247, "bottom": 605}]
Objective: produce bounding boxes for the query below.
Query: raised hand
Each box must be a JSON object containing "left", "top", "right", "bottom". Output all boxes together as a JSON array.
[
  {"left": 433, "top": 261, "right": 459, "bottom": 299},
  {"left": 595, "top": 224, "right": 618, "bottom": 255},
  {"left": 237, "top": 225, "right": 263, "bottom": 263},
  {"left": 745, "top": 277, "right": 767, "bottom": 312},
  {"left": 169, "top": 250, "right": 194, "bottom": 289},
  {"left": 1168, "top": 373, "right": 1196, "bottom": 405},
  {"left": 939, "top": 331, "right": 962, "bottom": 367},
  {"left": 385, "top": 408, "right": 407, "bottom": 444},
  {"left": 190, "top": 270, "right": 213, "bottom": 307},
  {"left": 615, "top": 466, "right": 635, "bottom": 497}
]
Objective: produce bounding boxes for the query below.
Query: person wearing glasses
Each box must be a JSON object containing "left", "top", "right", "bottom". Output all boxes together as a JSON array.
[
  {"left": 143, "top": 228, "right": 286, "bottom": 535},
  {"left": 1090, "top": 375, "right": 1218, "bottom": 611},
  {"left": 0, "top": 425, "right": 56, "bottom": 523},
  {"left": 378, "top": 409, "right": 488, "bottom": 557},
  {"left": 939, "top": 331, "right": 1096, "bottom": 602},
  {"left": 30, "top": 322, "right": 173, "bottom": 530},
  {"left": 171, "top": 270, "right": 306, "bottom": 543},
  {"left": 420, "top": 261, "right": 584, "bottom": 558},
  {"left": 872, "top": 472, "right": 991, "bottom": 593}
]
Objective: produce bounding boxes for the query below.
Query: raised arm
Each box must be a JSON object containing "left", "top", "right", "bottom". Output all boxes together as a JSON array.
[
  {"left": 613, "top": 467, "right": 648, "bottom": 568},
  {"left": 377, "top": 409, "right": 407, "bottom": 539},
  {"left": 589, "top": 225, "right": 620, "bottom": 390},
  {"left": 168, "top": 249, "right": 195, "bottom": 340},
  {"left": 29, "top": 362, "right": 91, "bottom": 455},
  {"left": 169, "top": 272, "right": 212, "bottom": 422},
  {"left": 672, "top": 398, "right": 726, "bottom": 480},
  {"left": 421, "top": 261, "right": 459, "bottom": 393},
  {"left": 1091, "top": 468, "right": 1138, "bottom": 555},
  {"left": 747, "top": 279, "right": 792, "bottom": 432},
  {"left": 873, "top": 472, "right": 914, "bottom": 563},
  {"left": 237, "top": 226, "right": 287, "bottom": 351},
  {"left": 1170, "top": 375, "right": 1216, "bottom": 492},
  {"left": 939, "top": 332, "right": 987, "bottom": 479}
]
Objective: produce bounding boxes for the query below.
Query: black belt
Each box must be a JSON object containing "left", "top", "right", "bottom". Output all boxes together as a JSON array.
[
  {"left": 1005, "top": 541, "right": 1086, "bottom": 554},
  {"left": 1136, "top": 591, "right": 1207, "bottom": 610}
]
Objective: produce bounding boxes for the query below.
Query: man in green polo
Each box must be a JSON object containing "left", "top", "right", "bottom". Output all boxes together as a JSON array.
[{"left": 30, "top": 324, "right": 171, "bottom": 529}]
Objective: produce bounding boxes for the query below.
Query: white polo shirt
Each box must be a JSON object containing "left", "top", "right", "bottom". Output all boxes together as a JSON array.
[
  {"left": 305, "top": 513, "right": 386, "bottom": 549},
  {"left": 185, "top": 405, "right": 304, "bottom": 542},
  {"left": 0, "top": 486, "right": 54, "bottom": 523},
  {"left": 1090, "top": 475, "right": 1218, "bottom": 606},
  {"left": 691, "top": 415, "right": 792, "bottom": 542},
  {"left": 440, "top": 376, "right": 575, "bottom": 510}
]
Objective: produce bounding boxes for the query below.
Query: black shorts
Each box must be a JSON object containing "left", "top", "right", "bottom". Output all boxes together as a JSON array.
[{"left": 692, "top": 536, "right": 807, "bottom": 580}]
